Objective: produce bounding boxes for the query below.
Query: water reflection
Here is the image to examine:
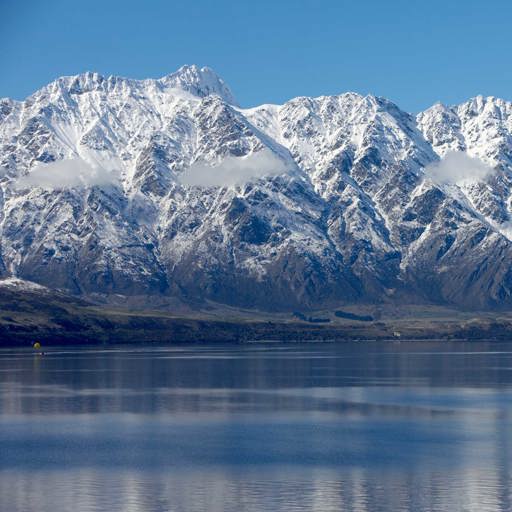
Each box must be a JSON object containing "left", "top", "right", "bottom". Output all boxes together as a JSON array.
[
  {"left": 1, "top": 466, "right": 511, "bottom": 512},
  {"left": 0, "top": 342, "right": 512, "bottom": 511}
]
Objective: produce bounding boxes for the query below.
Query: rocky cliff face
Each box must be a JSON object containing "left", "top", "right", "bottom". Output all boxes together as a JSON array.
[{"left": 2, "top": 65, "right": 512, "bottom": 310}]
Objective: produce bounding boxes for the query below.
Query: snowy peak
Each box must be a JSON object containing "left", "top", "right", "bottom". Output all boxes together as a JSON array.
[
  {"left": 18, "top": 65, "right": 237, "bottom": 107},
  {"left": 159, "top": 65, "right": 238, "bottom": 106},
  {"left": 417, "top": 102, "right": 465, "bottom": 156},
  {"left": 418, "top": 95, "right": 512, "bottom": 165},
  {"left": 30, "top": 71, "right": 109, "bottom": 100}
]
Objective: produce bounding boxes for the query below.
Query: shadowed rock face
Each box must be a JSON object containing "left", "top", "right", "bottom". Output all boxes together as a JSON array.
[{"left": 2, "top": 68, "right": 512, "bottom": 310}]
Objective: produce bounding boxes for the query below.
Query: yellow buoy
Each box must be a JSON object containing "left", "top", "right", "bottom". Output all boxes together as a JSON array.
[{"left": 33, "top": 342, "right": 41, "bottom": 350}]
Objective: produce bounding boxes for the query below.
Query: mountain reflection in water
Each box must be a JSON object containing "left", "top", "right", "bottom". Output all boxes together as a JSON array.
[{"left": 0, "top": 342, "right": 511, "bottom": 512}]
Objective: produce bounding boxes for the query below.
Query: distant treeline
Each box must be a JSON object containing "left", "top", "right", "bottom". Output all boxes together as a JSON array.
[
  {"left": 292, "top": 310, "right": 374, "bottom": 323},
  {"left": 293, "top": 312, "right": 331, "bottom": 323},
  {"left": 334, "top": 310, "right": 374, "bottom": 322}
]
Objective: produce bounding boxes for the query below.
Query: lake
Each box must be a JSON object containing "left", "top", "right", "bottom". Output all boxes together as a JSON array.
[{"left": 1, "top": 341, "right": 511, "bottom": 512}]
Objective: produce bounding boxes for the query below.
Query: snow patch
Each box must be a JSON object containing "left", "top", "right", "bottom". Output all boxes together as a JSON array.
[{"left": 0, "top": 277, "right": 48, "bottom": 292}]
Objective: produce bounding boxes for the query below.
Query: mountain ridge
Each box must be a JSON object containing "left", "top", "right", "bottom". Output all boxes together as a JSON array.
[{"left": 1, "top": 66, "right": 512, "bottom": 311}]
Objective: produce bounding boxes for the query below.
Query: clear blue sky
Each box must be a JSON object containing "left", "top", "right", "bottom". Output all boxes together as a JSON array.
[{"left": 1, "top": 0, "right": 511, "bottom": 112}]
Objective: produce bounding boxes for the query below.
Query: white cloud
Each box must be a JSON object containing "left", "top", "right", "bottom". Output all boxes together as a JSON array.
[
  {"left": 179, "top": 149, "right": 289, "bottom": 187},
  {"left": 15, "top": 158, "right": 118, "bottom": 190},
  {"left": 425, "top": 151, "right": 495, "bottom": 185}
]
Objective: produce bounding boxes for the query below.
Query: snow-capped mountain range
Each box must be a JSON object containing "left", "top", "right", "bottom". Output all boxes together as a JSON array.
[{"left": 1, "top": 64, "right": 512, "bottom": 310}]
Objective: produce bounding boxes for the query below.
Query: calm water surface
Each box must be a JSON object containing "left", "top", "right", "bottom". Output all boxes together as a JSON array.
[{"left": 1, "top": 341, "right": 512, "bottom": 511}]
